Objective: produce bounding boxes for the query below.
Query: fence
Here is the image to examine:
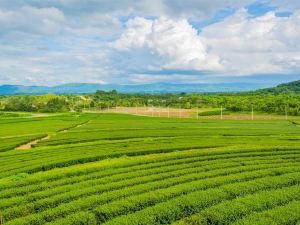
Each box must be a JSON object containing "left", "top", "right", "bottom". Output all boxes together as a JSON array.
[{"left": 86, "top": 106, "right": 291, "bottom": 120}]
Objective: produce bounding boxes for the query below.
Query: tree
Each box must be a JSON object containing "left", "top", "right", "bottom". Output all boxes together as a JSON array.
[{"left": 41, "top": 98, "right": 70, "bottom": 112}]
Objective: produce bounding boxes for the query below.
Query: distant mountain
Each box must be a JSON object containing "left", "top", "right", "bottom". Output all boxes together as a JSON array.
[
  {"left": 255, "top": 80, "right": 300, "bottom": 94},
  {"left": 0, "top": 82, "right": 272, "bottom": 95}
]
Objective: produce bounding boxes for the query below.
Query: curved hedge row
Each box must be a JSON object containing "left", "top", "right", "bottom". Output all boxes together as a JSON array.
[{"left": 1, "top": 113, "right": 300, "bottom": 225}]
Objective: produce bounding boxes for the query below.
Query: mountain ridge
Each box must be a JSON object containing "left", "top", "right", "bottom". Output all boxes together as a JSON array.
[
  {"left": 0, "top": 82, "right": 273, "bottom": 95},
  {"left": 255, "top": 80, "right": 300, "bottom": 94}
]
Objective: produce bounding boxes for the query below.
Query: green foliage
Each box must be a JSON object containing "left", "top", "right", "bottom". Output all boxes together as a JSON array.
[
  {"left": 177, "top": 185, "right": 300, "bottom": 225},
  {"left": 41, "top": 97, "right": 70, "bottom": 112},
  {"left": 1, "top": 89, "right": 300, "bottom": 115},
  {"left": 49, "top": 212, "right": 97, "bottom": 225},
  {"left": 255, "top": 80, "right": 300, "bottom": 94},
  {"left": 1, "top": 94, "right": 70, "bottom": 113},
  {"left": 0, "top": 113, "right": 300, "bottom": 224},
  {"left": 9, "top": 173, "right": 29, "bottom": 181},
  {"left": 104, "top": 172, "right": 300, "bottom": 225},
  {"left": 0, "top": 134, "right": 45, "bottom": 152},
  {"left": 3, "top": 96, "right": 37, "bottom": 112},
  {"left": 0, "top": 112, "right": 21, "bottom": 117},
  {"left": 198, "top": 110, "right": 229, "bottom": 116},
  {"left": 232, "top": 200, "right": 300, "bottom": 225},
  {"left": 94, "top": 165, "right": 300, "bottom": 223}
]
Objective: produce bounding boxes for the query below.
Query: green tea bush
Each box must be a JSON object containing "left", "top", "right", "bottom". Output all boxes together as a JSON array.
[
  {"left": 232, "top": 200, "right": 300, "bottom": 225},
  {"left": 198, "top": 110, "right": 230, "bottom": 116},
  {"left": 103, "top": 171, "right": 300, "bottom": 225},
  {"left": 182, "top": 185, "right": 300, "bottom": 224}
]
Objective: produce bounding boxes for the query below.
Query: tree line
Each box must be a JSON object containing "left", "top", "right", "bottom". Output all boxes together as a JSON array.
[{"left": 0, "top": 90, "right": 299, "bottom": 116}]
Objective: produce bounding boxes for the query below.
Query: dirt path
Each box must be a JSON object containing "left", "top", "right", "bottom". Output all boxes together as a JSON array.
[
  {"left": 15, "top": 120, "right": 90, "bottom": 150},
  {"left": 16, "top": 135, "right": 50, "bottom": 150},
  {"left": 58, "top": 120, "right": 90, "bottom": 133},
  {"left": 31, "top": 113, "right": 49, "bottom": 118}
]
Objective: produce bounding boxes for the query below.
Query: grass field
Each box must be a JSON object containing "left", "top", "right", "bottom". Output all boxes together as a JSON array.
[{"left": 0, "top": 112, "right": 300, "bottom": 225}]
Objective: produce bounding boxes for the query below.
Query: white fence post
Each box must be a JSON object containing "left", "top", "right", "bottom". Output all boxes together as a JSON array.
[{"left": 221, "top": 106, "right": 223, "bottom": 120}]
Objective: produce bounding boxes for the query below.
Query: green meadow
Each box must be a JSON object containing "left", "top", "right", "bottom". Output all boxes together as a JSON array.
[{"left": 0, "top": 113, "right": 300, "bottom": 225}]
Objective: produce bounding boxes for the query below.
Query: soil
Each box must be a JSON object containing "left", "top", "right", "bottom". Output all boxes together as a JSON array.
[
  {"left": 95, "top": 107, "right": 292, "bottom": 120},
  {"left": 16, "top": 121, "right": 90, "bottom": 150},
  {"left": 97, "top": 107, "right": 200, "bottom": 118},
  {"left": 31, "top": 113, "right": 49, "bottom": 118},
  {"left": 16, "top": 135, "right": 50, "bottom": 150}
]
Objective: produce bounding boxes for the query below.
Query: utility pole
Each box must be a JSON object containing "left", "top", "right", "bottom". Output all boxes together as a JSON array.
[
  {"left": 152, "top": 105, "right": 154, "bottom": 117},
  {"left": 221, "top": 106, "right": 223, "bottom": 120},
  {"left": 72, "top": 98, "right": 74, "bottom": 111},
  {"left": 158, "top": 105, "right": 161, "bottom": 117},
  {"left": 180, "top": 107, "right": 182, "bottom": 119}
]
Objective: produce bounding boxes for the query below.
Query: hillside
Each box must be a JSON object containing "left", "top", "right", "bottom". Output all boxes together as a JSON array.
[
  {"left": 0, "top": 82, "right": 269, "bottom": 95},
  {"left": 1, "top": 80, "right": 299, "bottom": 95},
  {"left": 256, "top": 80, "right": 300, "bottom": 94}
]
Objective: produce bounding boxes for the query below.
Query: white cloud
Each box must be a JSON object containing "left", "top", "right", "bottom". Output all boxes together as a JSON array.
[
  {"left": 127, "top": 73, "right": 203, "bottom": 84},
  {"left": 114, "top": 17, "right": 153, "bottom": 50},
  {"left": 270, "top": 0, "right": 300, "bottom": 12},
  {"left": 0, "top": 0, "right": 253, "bottom": 19},
  {"left": 0, "top": 0, "right": 299, "bottom": 85},
  {"left": 113, "top": 10, "right": 300, "bottom": 77},
  {"left": 201, "top": 9, "right": 300, "bottom": 75},
  {"left": 114, "top": 17, "right": 221, "bottom": 71},
  {"left": 64, "top": 13, "right": 122, "bottom": 37},
  {"left": 0, "top": 6, "right": 122, "bottom": 38},
  {"left": 0, "top": 6, "right": 65, "bottom": 35}
]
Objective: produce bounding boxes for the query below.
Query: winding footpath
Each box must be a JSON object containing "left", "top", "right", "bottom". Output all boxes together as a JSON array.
[{"left": 15, "top": 120, "right": 90, "bottom": 150}]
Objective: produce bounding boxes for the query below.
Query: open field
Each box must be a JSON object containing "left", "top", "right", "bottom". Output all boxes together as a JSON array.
[
  {"left": 88, "top": 107, "right": 299, "bottom": 120},
  {"left": 0, "top": 113, "right": 300, "bottom": 225}
]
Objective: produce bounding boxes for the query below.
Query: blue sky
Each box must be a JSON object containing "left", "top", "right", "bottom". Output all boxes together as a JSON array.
[{"left": 0, "top": 0, "right": 299, "bottom": 86}]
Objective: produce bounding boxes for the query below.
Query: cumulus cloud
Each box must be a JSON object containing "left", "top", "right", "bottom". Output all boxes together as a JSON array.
[
  {"left": 201, "top": 9, "right": 300, "bottom": 75},
  {"left": 0, "top": 0, "right": 299, "bottom": 85},
  {"left": 114, "top": 17, "right": 221, "bottom": 71},
  {"left": 0, "top": 3, "right": 123, "bottom": 85},
  {"left": 114, "top": 17, "right": 153, "bottom": 50},
  {"left": 114, "top": 11, "right": 300, "bottom": 76}
]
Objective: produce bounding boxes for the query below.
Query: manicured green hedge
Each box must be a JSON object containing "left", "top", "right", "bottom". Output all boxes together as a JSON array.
[{"left": 198, "top": 110, "right": 230, "bottom": 116}]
